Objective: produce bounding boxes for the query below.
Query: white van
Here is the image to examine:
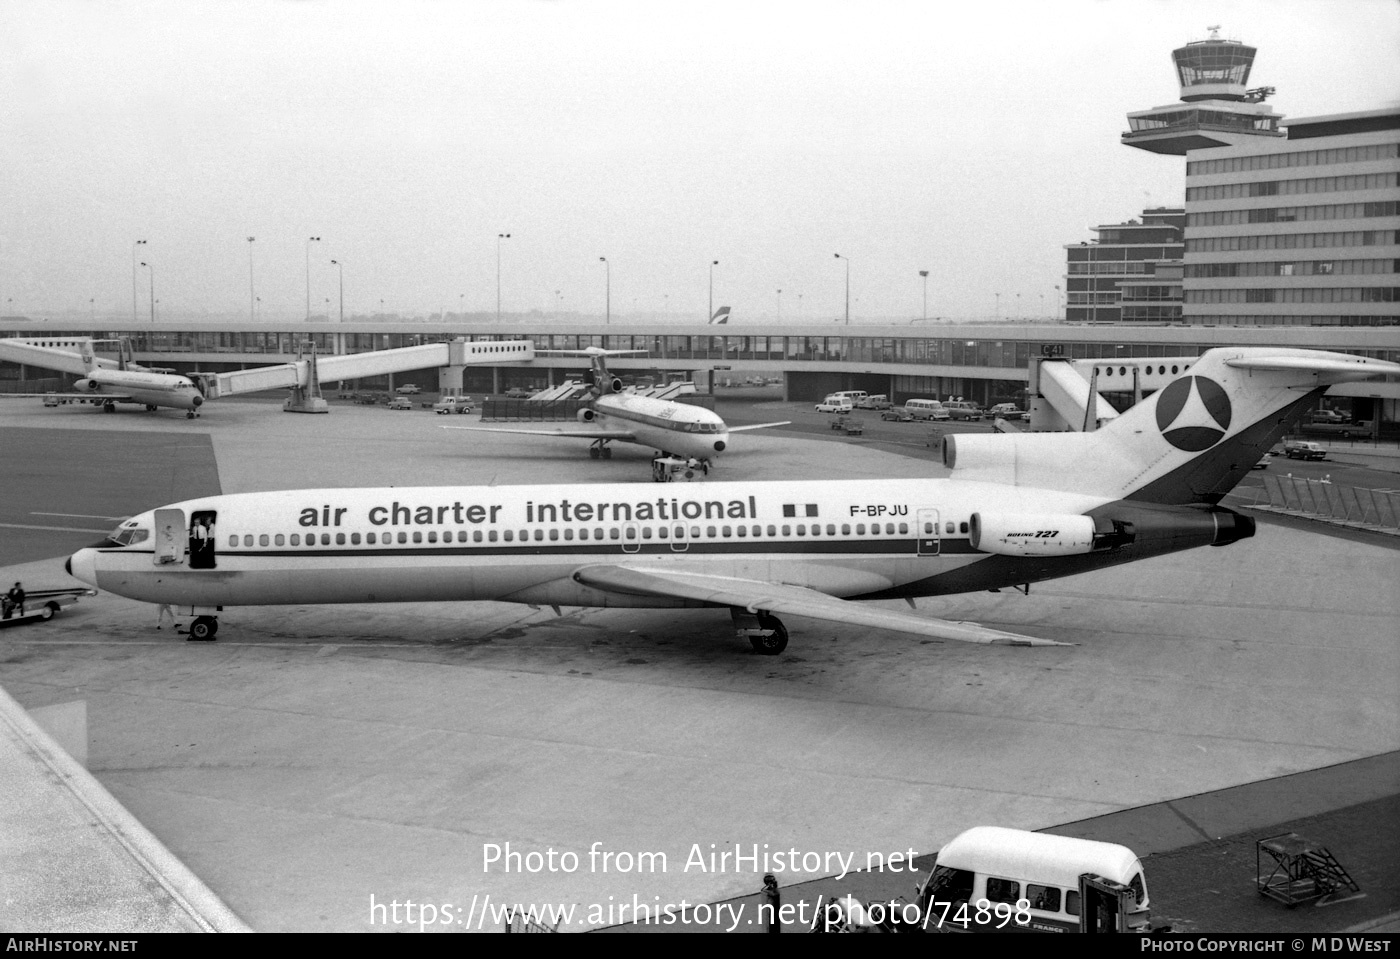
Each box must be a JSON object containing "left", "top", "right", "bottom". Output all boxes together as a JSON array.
[
  {"left": 904, "top": 398, "right": 949, "bottom": 421},
  {"left": 916, "top": 826, "right": 1151, "bottom": 933},
  {"left": 815, "top": 394, "right": 854, "bottom": 413},
  {"left": 831, "top": 390, "right": 868, "bottom": 407}
]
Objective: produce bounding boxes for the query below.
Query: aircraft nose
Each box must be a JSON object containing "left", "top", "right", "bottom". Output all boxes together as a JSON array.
[
  {"left": 713, "top": 439, "right": 727, "bottom": 452},
  {"left": 68, "top": 549, "right": 99, "bottom": 587}
]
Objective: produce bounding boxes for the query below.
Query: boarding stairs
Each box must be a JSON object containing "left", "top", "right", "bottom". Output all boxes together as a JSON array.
[{"left": 1256, "top": 833, "right": 1360, "bottom": 906}]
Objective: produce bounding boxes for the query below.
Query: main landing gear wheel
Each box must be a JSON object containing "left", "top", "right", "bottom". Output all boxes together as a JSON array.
[
  {"left": 749, "top": 615, "right": 788, "bottom": 655},
  {"left": 601, "top": 446, "right": 612, "bottom": 459},
  {"left": 589, "top": 445, "right": 601, "bottom": 459},
  {"left": 188, "top": 616, "right": 219, "bottom": 641},
  {"left": 187, "top": 411, "right": 196, "bottom": 419},
  {"left": 103, "top": 402, "right": 115, "bottom": 413}
]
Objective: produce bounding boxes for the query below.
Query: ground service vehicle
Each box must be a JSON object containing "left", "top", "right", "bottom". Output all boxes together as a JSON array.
[
  {"left": 432, "top": 397, "right": 474, "bottom": 414},
  {"left": 916, "top": 826, "right": 1151, "bottom": 934},
  {"left": 394, "top": 384, "right": 421, "bottom": 395},
  {"left": 815, "top": 395, "right": 854, "bottom": 413},
  {"left": 857, "top": 394, "right": 893, "bottom": 410},
  {"left": 1284, "top": 439, "right": 1326, "bottom": 460},
  {"left": 503, "top": 387, "right": 535, "bottom": 399},
  {"left": 830, "top": 390, "right": 868, "bottom": 407},
  {"left": 386, "top": 397, "right": 413, "bottom": 410},
  {"left": 904, "top": 399, "right": 949, "bottom": 421}
]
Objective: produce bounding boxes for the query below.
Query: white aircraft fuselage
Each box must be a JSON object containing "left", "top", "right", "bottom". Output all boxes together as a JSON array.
[
  {"left": 586, "top": 391, "right": 730, "bottom": 459},
  {"left": 76, "top": 368, "right": 205, "bottom": 413}
]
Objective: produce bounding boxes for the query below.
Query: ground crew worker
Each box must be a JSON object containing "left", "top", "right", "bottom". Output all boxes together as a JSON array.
[{"left": 5, "top": 582, "right": 25, "bottom": 619}]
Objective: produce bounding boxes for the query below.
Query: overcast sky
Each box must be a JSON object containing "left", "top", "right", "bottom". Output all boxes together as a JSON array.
[{"left": 5, "top": 0, "right": 1399, "bottom": 325}]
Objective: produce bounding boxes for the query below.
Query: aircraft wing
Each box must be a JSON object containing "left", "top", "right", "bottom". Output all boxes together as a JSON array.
[
  {"left": 0, "top": 392, "right": 135, "bottom": 402},
  {"left": 572, "top": 565, "right": 1066, "bottom": 646},
  {"left": 725, "top": 420, "right": 791, "bottom": 432},
  {"left": 440, "top": 425, "right": 638, "bottom": 441}
]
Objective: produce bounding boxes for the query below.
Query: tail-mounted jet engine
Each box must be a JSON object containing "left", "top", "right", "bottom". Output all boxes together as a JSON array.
[{"left": 970, "top": 512, "right": 1136, "bottom": 557}]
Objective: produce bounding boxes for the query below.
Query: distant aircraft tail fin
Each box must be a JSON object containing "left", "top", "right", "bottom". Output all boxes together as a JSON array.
[
  {"left": 947, "top": 347, "right": 1400, "bottom": 505},
  {"left": 709, "top": 306, "right": 731, "bottom": 325}
]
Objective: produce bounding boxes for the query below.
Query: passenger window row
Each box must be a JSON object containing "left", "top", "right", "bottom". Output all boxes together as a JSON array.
[{"left": 223, "top": 520, "right": 925, "bottom": 549}]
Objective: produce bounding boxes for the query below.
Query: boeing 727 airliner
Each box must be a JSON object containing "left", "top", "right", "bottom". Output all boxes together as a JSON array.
[
  {"left": 68, "top": 348, "right": 1398, "bottom": 653},
  {"left": 442, "top": 348, "right": 788, "bottom": 470}
]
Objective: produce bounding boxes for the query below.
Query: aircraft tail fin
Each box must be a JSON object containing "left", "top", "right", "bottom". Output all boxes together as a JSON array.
[
  {"left": 709, "top": 306, "right": 731, "bottom": 324},
  {"left": 946, "top": 347, "right": 1400, "bottom": 505}
]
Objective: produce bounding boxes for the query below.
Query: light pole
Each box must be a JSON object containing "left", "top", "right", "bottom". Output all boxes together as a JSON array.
[
  {"left": 834, "top": 253, "right": 849, "bottom": 324},
  {"left": 995, "top": 292, "right": 1002, "bottom": 318},
  {"left": 132, "top": 239, "right": 146, "bottom": 323},
  {"left": 496, "top": 233, "right": 510, "bottom": 323},
  {"left": 247, "top": 237, "right": 256, "bottom": 323},
  {"left": 1016, "top": 293, "right": 1022, "bottom": 319},
  {"left": 330, "top": 259, "right": 344, "bottom": 322},
  {"left": 919, "top": 270, "right": 929, "bottom": 321},
  {"left": 140, "top": 261, "right": 154, "bottom": 323},
  {"left": 776, "top": 289, "right": 782, "bottom": 320},
  {"left": 599, "top": 257, "right": 610, "bottom": 324},
  {"left": 708, "top": 260, "right": 718, "bottom": 322},
  {"left": 305, "top": 236, "right": 321, "bottom": 319}
]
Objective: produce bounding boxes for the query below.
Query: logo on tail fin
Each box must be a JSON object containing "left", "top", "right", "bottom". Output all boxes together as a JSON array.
[
  {"left": 1155, "top": 376, "right": 1232, "bottom": 451},
  {"left": 709, "top": 306, "right": 730, "bottom": 325}
]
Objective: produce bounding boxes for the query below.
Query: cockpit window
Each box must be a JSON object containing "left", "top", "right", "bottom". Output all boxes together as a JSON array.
[{"left": 110, "top": 526, "right": 149, "bottom": 546}]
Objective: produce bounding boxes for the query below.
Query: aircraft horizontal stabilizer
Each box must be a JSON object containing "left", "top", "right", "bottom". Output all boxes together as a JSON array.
[
  {"left": 441, "top": 425, "right": 637, "bottom": 441},
  {"left": 725, "top": 421, "right": 792, "bottom": 432},
  {"left": 1224, "top": 353, "right": 1400, "bottom": 380},
  {"left": 572, "top": 565, "right": 1067, "bottom": 646}
]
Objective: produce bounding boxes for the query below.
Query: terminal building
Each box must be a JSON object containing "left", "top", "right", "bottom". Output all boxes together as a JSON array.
[{"left": 2, "top": 33, "right": 1397, "bottom": 422}]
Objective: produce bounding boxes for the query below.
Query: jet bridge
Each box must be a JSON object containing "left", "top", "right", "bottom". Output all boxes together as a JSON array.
[{"left": 206, "top": 339, "right": 535, "bottom": 411}]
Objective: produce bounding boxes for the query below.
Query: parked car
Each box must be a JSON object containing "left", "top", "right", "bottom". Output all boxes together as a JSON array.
[
  {"left": 1283, "top": 439, "right": 1326, "bottom": 460},
  {"left": 881, "top": 408, "right": 915, "bottom": 422},
  {"left": 386, "top": 397, "right": 414, "bottom": 410},
  {"left": 988, "top": 403, "right": 1024, "bottom": 421},
  {"left": 503, "top": 387, "right": 535, "bottom": 399},
  {"left": 394, "top": 384, "right": 422, "bottom": 395},
  {"left": 856, "top": 394, "right": 893, "bottom": 410},
  {"left": 815, "top": 396, "right": 854, "bottom": 413},
  {"left": 432, "top": 396, "right": 474, "bottom": 414},
  {"left": 1309, "top": 409, "right": 1349, "bottom": 424},
  {"left": 944, "top": 401, "right": 984, "bottom": 421}
]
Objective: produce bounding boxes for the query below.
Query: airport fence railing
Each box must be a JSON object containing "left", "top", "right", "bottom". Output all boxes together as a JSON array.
[{"left": 1253, "top": 474, "right": 1400, "bottom": 533}]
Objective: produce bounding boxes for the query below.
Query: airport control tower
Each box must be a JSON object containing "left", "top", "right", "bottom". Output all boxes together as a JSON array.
[{"left": 1122, "top": 27, "right": 1284, "bottom": 155}]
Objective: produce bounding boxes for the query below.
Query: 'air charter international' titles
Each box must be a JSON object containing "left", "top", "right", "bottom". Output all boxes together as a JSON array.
[{"left": 297, "top": 496, "right": 762, "bottom": 528}]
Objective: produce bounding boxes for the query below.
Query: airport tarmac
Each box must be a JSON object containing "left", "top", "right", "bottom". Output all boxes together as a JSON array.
[{"left": 1, "top": 396, "right": 1397, "bottom": 933}]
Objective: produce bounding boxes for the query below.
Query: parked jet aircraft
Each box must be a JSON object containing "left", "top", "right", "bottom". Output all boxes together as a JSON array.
[
  {"left": 67, "top": 348, "right": 1398, "bottom": 653},
  {"left": 441, "top": 348, "right": 789, "bottom": 469},
  {"left": 0, "top": 338, "right": 207, "bottom": 417},
  {"left": 0, "top": 336, "right": 534, "bottom": 418}
]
